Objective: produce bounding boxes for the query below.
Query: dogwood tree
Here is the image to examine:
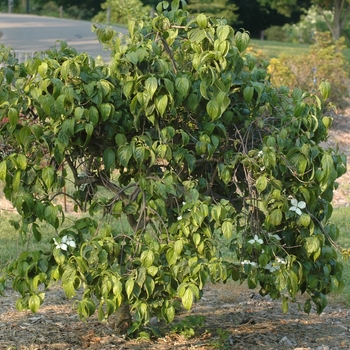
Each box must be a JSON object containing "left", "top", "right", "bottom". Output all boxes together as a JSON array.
[
  {"left": 259, "top": 0, "right": 350, "bottom": 39},
  {"left": 0, "top": 0, "right": 346, "bottom": 335}
]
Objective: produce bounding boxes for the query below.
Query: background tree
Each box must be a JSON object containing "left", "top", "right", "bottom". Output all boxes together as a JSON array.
[
  {"left": 186, "top": 0, "right": 238, "bottom": 25},
  {"left": 93, "top": 0, "right": 150, "bottom": 24},
  {"left": 33, "top": 0, "right": 104, "bottom": 17},
  {"left": 235, "top": 0, "right": 310, "bottom": 38},
  {"left": 0, "top": 0, "right": 346, "bottom": 336},
  {"left": 258, "top": 0, "right": 350, "bottom": 39}
]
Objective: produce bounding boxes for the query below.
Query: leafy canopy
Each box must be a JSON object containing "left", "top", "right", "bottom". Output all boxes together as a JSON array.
[{"left": 0, "top": 0, "right": 346, "bottom": 335}]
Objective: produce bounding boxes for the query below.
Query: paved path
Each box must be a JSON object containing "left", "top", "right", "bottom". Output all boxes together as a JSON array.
[{"left": 0, "top": 13, "right": 127, "bottom": 60}]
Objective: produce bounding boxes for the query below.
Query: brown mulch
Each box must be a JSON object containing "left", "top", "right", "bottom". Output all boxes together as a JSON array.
[
  {"left": 1, "top": 284, "right": 350, "bottom": 349},
  {"left": 0, "top": 108, "right": 350, "bottom": 349}
]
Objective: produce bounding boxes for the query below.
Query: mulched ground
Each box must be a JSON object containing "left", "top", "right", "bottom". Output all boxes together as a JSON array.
[{"left": 1, "top": 283, "right": 350, "bottom": 349}]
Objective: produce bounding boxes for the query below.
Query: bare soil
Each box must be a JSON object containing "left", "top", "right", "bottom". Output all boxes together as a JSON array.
[{"left": 0, "top": 109, "right": 350, "bottom": 350}]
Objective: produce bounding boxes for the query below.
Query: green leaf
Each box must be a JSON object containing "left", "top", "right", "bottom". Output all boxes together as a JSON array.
[
  {"left": 0, "top": 161, "right": 7, "bottom": 181},
  {"left": 147, "top": 266, "right": 158, "bottom": 277},
  {"left": 123, "top": 80, "right": 134, "bottom": 98},
  {"left": 217, "top": 25, "right": 231, "bottom": 41},
  {"left": 165, "top": 305, "right": 175, "bottom": 323},
  {"left": 85, "top": 123, "right": 94, "bottom": 136},
  {"left": 235, "top": 31, "right": 250, "bottom": 52},
  {"left": 5, "top": 67, "right": 14, "bottom": 83},
  {"left": 141, "top": 250, "right": 154, "bottom": 268},
  {"left": 74, "top": 106, "right": 84, "bottom": 120},
  {"left": 38, "top": 62, "right": 48, "bottom": 77},
  {"left": 117, "top": 145, "right": 132, "bottom": 168},
  {"left": 321, "top": 153, "right": 333, "bottom": 182},
  {"left": 42, "top": 166, "right": 55, "bottom": 189},
  {"left": 305, "top": 236, "right": 320, "bottom": 257},
  {"left": 28, "top": 294, "right": 42, "bottom": 313},
  {"left": 100, "top": 103, "right": 112, "bottom": 121},
  {"left": 44, "top": 205, "right": 59, "bottom": 228},
  {"left": 145, "top": 77, "right": 158, "bottom": 99},
  {"left": 222, "top": 220, "right": 233, "bottom": 239},
  {"left": 256, "top": 175, "right": 267, "bottom": 193},
  {"left": 174, "top": 239, "right": 183, "bottom": 255},
  {"left": 206, "top": 100, "right": 220, "bottom": 121},
  {"left": 77, "top": 299, "right": 96, "bottom": 319},
  {"left": 115, "top": 133, "right": 127, "bottom": 146},
  {"left": 103, "top": 148, "right": 115, "bottom": 171},
  {"left": 144, "top": 276, "right": 155, "bottom": 297},
  {"left": 181, "top": 287, "right": 194, "bottom": 310},
  {"left": 193, "top": 233, "right": 201, "bottom": 246},
  {"left": 166, "top": 248, "right": 177, "bottom": 266},
  {"left": 61, "top": 60, "right": 70, "bottom": 80},
  {"left": 155, "top": 94, "right": 168, "bottom": 117},
  {"left": 126, "top": 51, "right": 138, "bottom": 65},
  {"left": 8, "top": 107, "right": 18, "bottom": 126},
  {"left": 12, "top": 170, "right": 21, "bottom": 192},
  {"left": 125, "top": 278, "right": 134, "bottom": 300},
  {"left": 175, "top": 76, "right": 190, "bottom": 97},
  {"left": 196, "top": 13, "right": 208, "bottom": 29},
  {"left": 188, "top": 28, "right": 207, "bottom": 43},
  {"left": 269, "top": 209, "right": 282, "bottom": 226},
  {"left": 299, "top": 213, "right": 311, "bottom": 227},
  {"left": 243, "top": 86, "right": 254, "bottom": 103},
  {"left": 319, "top": 80, "right": 331, "bottom": 100},
  {"left": 304, "top": 299, "right": 312, "bottom": 314},
  {"left": 88, "top": 106, "right": 99, "bottom": 125}
]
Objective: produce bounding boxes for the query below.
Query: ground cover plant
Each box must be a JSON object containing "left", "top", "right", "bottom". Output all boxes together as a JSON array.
[{"left": 0, "top": 0, "right": 347, "bottom": 338}]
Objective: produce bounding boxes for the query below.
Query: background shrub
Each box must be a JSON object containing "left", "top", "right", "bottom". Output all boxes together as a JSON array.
[{"left": 268, "top": 32, "right": 350, "bottom": 106}]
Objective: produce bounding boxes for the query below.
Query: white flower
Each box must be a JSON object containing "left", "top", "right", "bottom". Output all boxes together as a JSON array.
[
  {"left": 265, "top": 262, "right": 280, "bottom": 272},
  {"left": 289, "top": 198, "right": 306, "bottom": 216},
  {"left": 268, "top": 233, "right": 281, "bottom": 241},
  {"left": 54, "top": 235, "right": 76, "bottom": 251},
  {"left": 276, "top": 257, "right": 287, "bottom": 265},
  {"left": 241, "top": 260, "right": 257, "bottom": 267},
  {"left": 177, "top": 215, "right": 182, "bottom": 221},
  {"left": 248, "top": 234, "right": 263, "bottom": 245}
]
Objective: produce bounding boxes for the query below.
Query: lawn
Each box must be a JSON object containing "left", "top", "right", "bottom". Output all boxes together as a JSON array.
[{"left": 251, "top": 38, "right": 350, "bottom": 64}]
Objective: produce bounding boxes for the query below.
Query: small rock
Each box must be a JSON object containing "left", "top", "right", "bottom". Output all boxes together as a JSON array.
[
  {"left": 316, "top": 346, "right": 329, "bottom": 350},
  {"left": 280, "top": 336, "right": 293, "bottom": 346}
]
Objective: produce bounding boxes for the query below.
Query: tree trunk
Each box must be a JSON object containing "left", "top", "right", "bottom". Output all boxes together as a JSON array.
[
  {"left": 110, "top": 303, "right": 132, "bottom": 334},
  {"left": 332, "top": 0, "right": 342, "bottom": 40}
]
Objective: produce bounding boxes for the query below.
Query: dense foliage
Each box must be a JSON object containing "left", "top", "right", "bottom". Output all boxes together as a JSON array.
[{"left": 0, "top": 0, "right": 346, "bottom": 336}]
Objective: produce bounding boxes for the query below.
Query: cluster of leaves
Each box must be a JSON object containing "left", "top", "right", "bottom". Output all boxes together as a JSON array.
[
  {"left": 0, "top": 0, "right": 346, "bottom": 336},
  {"left": 268, "top": 31, "right": 350, "bottom": 106}
]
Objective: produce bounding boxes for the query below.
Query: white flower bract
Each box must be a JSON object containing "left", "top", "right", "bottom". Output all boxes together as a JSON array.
[
  {"left": 268, "top": 233, "right": 281, "bottom": 241},
  {"left": 241, "top": 260, "right": 257, "bottom": 267},
  {"left": 54, "top": 235, "right": 76, "bottom": 251},
  {"left": 248, "top": 234, "right": 263, "bottom": 245},
  {"left": 289, "top": 198, "right": 306, "bottom": 215}
]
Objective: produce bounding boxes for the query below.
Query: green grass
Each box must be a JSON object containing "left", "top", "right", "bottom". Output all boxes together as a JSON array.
[
  {"left": 0, "top": 211, "right": 57, "bottom": 269},
  {"left": 251, "top": 38, "right": 350, "bottom": 65},
  {"left": 329, "top": 207, "right": 350, "bottom": 306},
  {"left": 251, "top": 39, "right": 310, "bottom": 58}
]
